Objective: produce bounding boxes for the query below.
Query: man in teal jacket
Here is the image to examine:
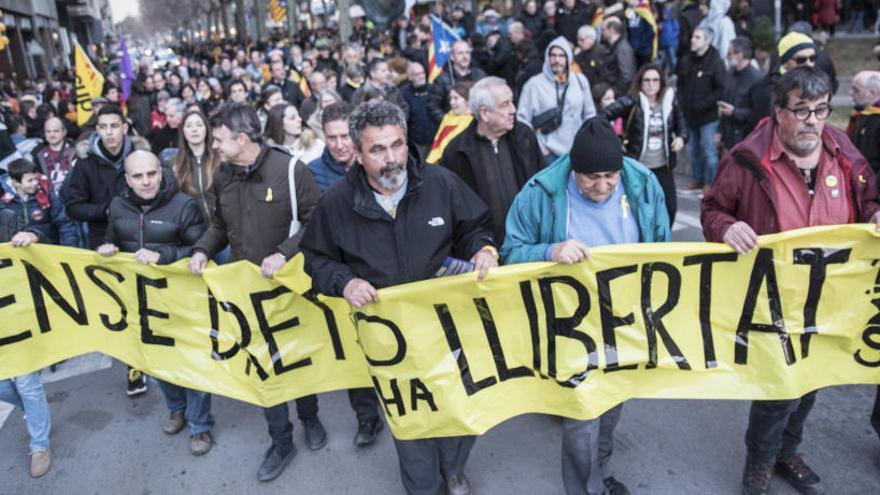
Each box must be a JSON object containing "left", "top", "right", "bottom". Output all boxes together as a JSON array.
[{"left": 501, "top": 118, "right": 670, "bottom": 495}]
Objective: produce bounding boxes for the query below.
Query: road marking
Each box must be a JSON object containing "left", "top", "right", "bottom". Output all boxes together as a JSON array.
[
  {"left": 0, "top": 353, "right": 113, "bottom": 429},
  {"left": 673, "top": 210, "right": 703, "bottom": 232}
]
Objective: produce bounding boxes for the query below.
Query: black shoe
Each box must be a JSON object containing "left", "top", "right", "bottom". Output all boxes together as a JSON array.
[
  {"left": 354, "top": 417, "right": 384, "bottom": 446},
  {"left": 302, "top": 416, "right": 327, "bottom": 451},
  {"left": 126, "top": 368, "right": 147, "bottom": 397},
  {"left": 742, "top": 461, "right": 773, "bottom": 495},
  {"left": 775, "top": 453, "right": 825, "bottom": 494},
  {"left": 257, "top": 445, "right": 297, "bottom": 482},
  {"left": 603, "top": 476, "right": 629, "bottom": 495}
]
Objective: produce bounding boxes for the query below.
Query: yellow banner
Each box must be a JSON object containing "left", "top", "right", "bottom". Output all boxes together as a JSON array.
[
  {"left": 74, "top": 41, "right": 105, "bottom": 126},
  {"left": 1, "top": 225, "right": 880, "bottom": 440}
]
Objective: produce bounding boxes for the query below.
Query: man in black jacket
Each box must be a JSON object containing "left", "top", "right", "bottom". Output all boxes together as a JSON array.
[
  {"left": 427, "top": 40, "right": 486, "bottom": 124},
  {"left": 718, "top": 37, "right": 762, "bottom": 151},
  {"left": 439, "top": 77, "right": 544, "bottom": 242},
  {"left": 850, "top": 71, "right": 880, "bottom": 176},
  {"left": 676, "top": 26, "right": 726, "bottom": 191},
  {"left": 301, "top": 101, "right": 498, "bottom": 495},
  {"left": 97, "top": 150, "right": 214, "bottom": 456},
  {"left": 263, "top": 59, "right": 305, "bottom": 108},
  {"left": 601, "top": 17, "right": 637, "bottom": 98},
  {"left": 188, "top": 102, "right": 323, "bottom": 482},
  {"left": 556, "top": 0, "right": 594, "bottom": 44}
]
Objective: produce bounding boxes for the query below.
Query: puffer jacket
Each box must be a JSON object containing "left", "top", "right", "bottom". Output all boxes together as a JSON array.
[
  {"left": 676, "top": 45, "right": 726, "bottom": 127},
  {"left": 600, "top": 88, "right": 688, "bottom": 169},
  {"left": 105, "top": 168, "right": 205, "bottom": 264},
  {"left": 0, "top": 173, "right": 78, "bottom": 246},
  {"left": 517, "top": 36, "right": 597, "bottom": 157}
]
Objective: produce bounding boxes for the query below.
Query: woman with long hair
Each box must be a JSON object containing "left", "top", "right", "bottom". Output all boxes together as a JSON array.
[
  {"left": 257, "top": 85, "right": 283, "bottom": 131},
  {"left": 264, "top": 103, "right": 325, "bottom": 164},
  {"left": 426, "top": 80, "right": 474, "bottom": 163},
  {"left": 599, "top": 63, "right": 687, "bottom": 223},
  {"left": 173, "top": 109, "right": 221, "bottom": 225}
]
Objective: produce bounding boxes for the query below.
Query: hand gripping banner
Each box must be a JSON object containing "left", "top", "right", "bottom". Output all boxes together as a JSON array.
[{"left": 1, "top": 225, "right": 880, "bottom": 440}]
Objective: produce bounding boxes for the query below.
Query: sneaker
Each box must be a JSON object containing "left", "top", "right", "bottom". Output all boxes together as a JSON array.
[
  {"left": 604, "top": 476, "right": 630, "bottom": 495},
  {"left": 775, "top": 453, "right": 825, "bottom": 494},
  {"left": 29, "top": 449, "right": 51, "bottom": 478},
  {"left": 742, "top": 462, "right": 773, "bottom": 495},
  {"left": 257, "top": 444, "right": 297, "bottom": 482},
  {"left": 126, "top": 368, "right": 147, "bottom": 397},
  {"left": 163, "top": 411, "right": 186, "bottom": 435},
  {"left": 190, "top": 431, "right": 213, "bottom": 456},
  {"left": 446, "top": 473, "right": 471, "bottom": 495},
  {"left": 302, "top": 416, "right": 327, "bottom": 451},
  {"left": 354, "top": 417, "right": 384, "bottom": 447},
  {"left": 686, "top": 180, "right": 704, "bottom": 190}
]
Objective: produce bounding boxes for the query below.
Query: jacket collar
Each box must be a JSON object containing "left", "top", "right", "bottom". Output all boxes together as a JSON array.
[
  {"left": 531, "top": 153, "right": 650, "bottom": 202},
  {"left": 350, "top": 154, "right": 424, "bottom": 220}
]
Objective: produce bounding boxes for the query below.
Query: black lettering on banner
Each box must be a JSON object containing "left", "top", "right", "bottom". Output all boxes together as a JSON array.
[
  {"left": 0, "top": 259, "right": 32, "bottom": 346},
  {"left": 520, "top": 280, "right": 543, "bottom": 374},
  {"left": 251, "top": 286, "right": 311, "bottom": 375},
  {"left": 23, "top": 260, "right": 88, "bottom": 332},
  {"left": 372, "top": 376, "right": 405, "bottom": 416},
  {"left": 136, "top": 274, "right": 174, "bottom": 347},
  {"left": 208, "top": 291, "right": 269, "bottom": 381},
  {"left": 302, "top": 289, "right": 345, "bottom": 360},
  {"left": 354, "top": 313, "right": 407, "bottom": 366},
  {"left": 640, "top": 262, "right": 690, "bottom": 370},
  {"left": 734, "top": 248, "right": 795, "bottom": 365},
  {"left": 597, "top": 265, "right": 639, "bottom": 372},
  {"left": 474, "top": 298, "right": 533, "bottom": 381},
  {"left": 792, "top": 248, "right": 850, "bottom": 359},
  {"left": 410, "top": 378, "right": 439, "bottom": 412},
  {"left": 435, "top": 303, "right": 497, "bottom": 396},
  {"left": 537, "top": 276, "right": 598, "bottom": 388},
  {"left": 682, "top": 253, "right": 738, "bottom": 368},
  {"left": 84, "top": 265, "right": 128, "bottom": 331},
  {"left": 854, "top": 298, "right": 880, "bottom": 367}
]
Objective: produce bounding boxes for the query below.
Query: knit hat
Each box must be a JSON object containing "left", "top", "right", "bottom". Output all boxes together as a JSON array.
[
  {"left": 570, "top": 118, "right": 623, "bottom": 174},
  {"left": 777, "top": 32, "right": 815, "bottom": 65}
]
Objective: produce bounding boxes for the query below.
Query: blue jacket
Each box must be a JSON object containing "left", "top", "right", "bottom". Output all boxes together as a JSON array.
[
  {"left": 501, "top": 155, "right": 670, "bottom": 264},
  {"left": 308, "top": 147, "right": 348, "bottom": 194},
  {"left": 0, "top": 173, "right": 78, "bottom": 246}
]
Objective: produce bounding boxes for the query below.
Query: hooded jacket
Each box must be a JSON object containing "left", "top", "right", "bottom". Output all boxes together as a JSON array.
[
  {"left": 0, "top": 172, "right": 77, "bottom": 246},
  {"left": 701, "top": 119, "right": 880, "bottom": 241},
  {"left": 301, "top": 155, "right": 495, "bottom": 295},
  {"left": 63, "top": 132, "right": 144, "bottom": 248},
  {"left": 698, "top": 0, "right": 736, "bottom": 67},
  {"left": 105, "top": 168, "right": 205, "bottom": 264},
  {"left": 501, "top": 154, "right": 670, "bottom": 265},
  {"left": 517, "top": 37, "right": 597, "bottom": 157}
]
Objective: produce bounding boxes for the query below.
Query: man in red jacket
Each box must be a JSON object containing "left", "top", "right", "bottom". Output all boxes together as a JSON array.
[{"left": 702, "top": 66, "right": 880, "bottom": 495}]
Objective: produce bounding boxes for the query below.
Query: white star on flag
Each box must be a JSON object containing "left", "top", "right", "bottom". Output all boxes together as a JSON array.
[{"left": 439, "top": 40, "right": 450, "bottom": 54}]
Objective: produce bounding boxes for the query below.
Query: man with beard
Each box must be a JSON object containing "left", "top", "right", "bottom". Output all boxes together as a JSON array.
[
  {"left": 301, "top": 101, "right": 498, "bottom": 495},
  {"left": 702, "top": 67, "right": 880, "bottom": 495},
  {"left": 188, "top": 102, "right": 323, "bottom": 482}
]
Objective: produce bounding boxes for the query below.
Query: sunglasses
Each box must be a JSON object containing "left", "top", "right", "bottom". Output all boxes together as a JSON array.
[{"left": 793, "top": 54, "right": 818, "bottom": 65}]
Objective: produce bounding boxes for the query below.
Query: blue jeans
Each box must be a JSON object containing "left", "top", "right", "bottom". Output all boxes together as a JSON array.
[
  {"left": 688, "top": 121, "right": 720, "bottom": 186},
  {"left": 0, "top": 371, "right": 50, "bottom": 452},
  {"left": 156, "top": 380, "right": 214, "bottom": 435},
  {"left": 659, "top": 46, "right": 677, "bottom": 74}
]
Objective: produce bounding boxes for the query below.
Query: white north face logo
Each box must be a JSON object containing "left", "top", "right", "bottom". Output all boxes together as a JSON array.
[{"left": 428, "top": 217, "right": 445, "bottom": 227}]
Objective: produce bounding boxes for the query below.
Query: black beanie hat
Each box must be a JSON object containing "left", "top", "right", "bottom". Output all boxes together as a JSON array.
[{"left": 570, "top": 118, "right": 623, "bottom": 174}]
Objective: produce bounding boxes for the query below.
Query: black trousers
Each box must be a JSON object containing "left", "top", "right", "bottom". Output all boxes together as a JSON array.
[{"left": 650, "top": 166, "right": 678, "bottom": 226}]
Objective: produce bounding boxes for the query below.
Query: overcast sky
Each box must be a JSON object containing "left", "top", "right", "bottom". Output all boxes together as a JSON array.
[{"left": 110, "top": 0, "right": 140, "bottom": 23}]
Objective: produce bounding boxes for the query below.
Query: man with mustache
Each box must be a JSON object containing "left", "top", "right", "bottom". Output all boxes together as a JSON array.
[
  {"left": 702, "top": 66, "right": 880, "bottom": 495},
  {"left": 301, "top": 100, "right": 498, "bottom": 495}
]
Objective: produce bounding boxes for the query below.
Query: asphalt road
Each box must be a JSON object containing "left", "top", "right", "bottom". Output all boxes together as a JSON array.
[{"left": 2, "top": 176, "right": 879, "bottom": 494}]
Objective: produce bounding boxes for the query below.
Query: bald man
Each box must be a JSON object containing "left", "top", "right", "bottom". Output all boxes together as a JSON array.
[
  {"left": 849, "top": 71, "right": 880, "bottom": 174},
  {"left": 34, "top": 116, "right": 76, "bottom": 195},
  {"left": 97, "top": 150, "right": 213, "bottom": 455}
]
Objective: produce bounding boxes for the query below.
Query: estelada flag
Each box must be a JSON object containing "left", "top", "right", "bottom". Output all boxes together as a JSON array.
[
  {"left": 627, "top": 1, "right": 658, "bottom": 61},
  {"left": 270, "top": 0, "right": 287, "bottom": 22},
  {"left": 74, "top": 41, "right": 105, "bottom": 126},
  {"left": 426, "top": 112, "right": 472, "bottom": 164},
  {"left": 427, "top": 15, "right": 461, "bottom": 84}
]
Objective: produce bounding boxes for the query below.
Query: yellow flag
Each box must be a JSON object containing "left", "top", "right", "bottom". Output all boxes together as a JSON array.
[{"left": 74, "top": 41, "right": 105, "bottom": 126}]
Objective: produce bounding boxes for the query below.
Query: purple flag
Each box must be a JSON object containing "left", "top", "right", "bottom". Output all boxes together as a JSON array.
[{"left": 119, "top": 37, "right": 135, "bottom": 101}]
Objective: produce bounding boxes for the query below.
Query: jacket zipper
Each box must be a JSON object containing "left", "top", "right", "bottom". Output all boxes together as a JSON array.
[
  {"left": 139, "top": 212, "right": 144, "bottom": 249},
  {"left": 196, "top": 157, "right": 210, "bottom": 221}
]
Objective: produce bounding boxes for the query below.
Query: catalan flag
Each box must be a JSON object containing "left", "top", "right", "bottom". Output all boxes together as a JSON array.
[
  {"left": 426, "top": 113, "right": 472, "bottom": 163},
  {"left": 270, "top": 0, "right": 287, "bottom": 23},
  {"left": 627, "top": 1, "right": 658, "bottom": 61},
  {"left": 427, "top": 15, "right": 460, "bottom": 84}
]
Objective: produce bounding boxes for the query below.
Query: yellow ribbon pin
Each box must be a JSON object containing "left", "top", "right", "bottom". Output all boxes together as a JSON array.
[
  {"left": 265, "top": 187, "right": 273, "bottom": 202},
  {"left": 621, "top": 195, "right": 630, "bottom": 219},
  {"left": 859, "top": 175, "right": 867, "bottom": 184}
]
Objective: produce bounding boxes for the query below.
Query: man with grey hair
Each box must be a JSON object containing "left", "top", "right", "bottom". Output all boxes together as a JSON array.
[
  {"left": 718, "top": 37, "right": 761, "bottom": 150},
  {"left": 152, "top": 97, "right": 185, "bottom": 155},
  {"left": 703, "top": 66, "right": 880, "bottom": 495},
  {"left": 574, "top": 25, "right": 610, "bottom": 88},
  {"left": 439, "top": 77, "right": 544, "bottom": 242},
  {"left": 301, "top": 100, "right": 498, "bottom": 495},
  {"left": 189, "top": 102, "right": 323, "bottom": 482},
  {"left": 849, "top": 70, "right": 880, "bottom": 174},
  {"left": 507, "top": 20, "right": 526, "bottom": 44}
]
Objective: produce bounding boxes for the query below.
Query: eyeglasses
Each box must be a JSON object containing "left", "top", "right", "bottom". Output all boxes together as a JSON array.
[
  {"left": 784, "top": 105, "right": 832, "bottom": 121},
  {"left": 792, "top": 54, "right": 818, "bottom": 65},
  {"left": 642, "top": 77, "right": 661, "bottom": 83}
]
